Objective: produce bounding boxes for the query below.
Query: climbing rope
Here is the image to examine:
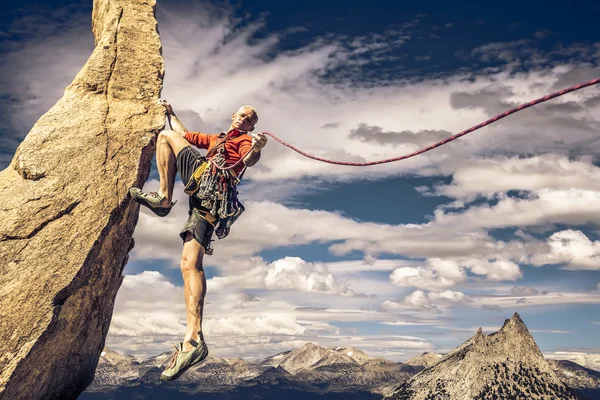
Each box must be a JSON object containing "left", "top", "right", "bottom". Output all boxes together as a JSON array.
[{"left": 210, "top": 77, "right": 600, "bottom": 171}]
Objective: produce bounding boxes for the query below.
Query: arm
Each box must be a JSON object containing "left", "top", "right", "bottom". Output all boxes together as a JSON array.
[
  {"left": 167, "top": 112, "right": 190, "bottom": 136},
  {"left": 160, "top": 99, "right": 189, "bottom": 136},
  {"left": 243, "top": 148, "right": 261, "bottom": 167},
  {"left": 242, "top": 133, "right": 267, "bottom": 167},
  {"left": 159, "top": 99, "right": 211, "bottom": 148}
]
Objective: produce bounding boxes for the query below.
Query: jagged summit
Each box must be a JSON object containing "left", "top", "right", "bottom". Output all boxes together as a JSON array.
[
  {"left": 386, "top": 313, "right": 582, "bottom": 400},
  {"left": 499, "top": 312, "right": 529, "bottom": 333}
]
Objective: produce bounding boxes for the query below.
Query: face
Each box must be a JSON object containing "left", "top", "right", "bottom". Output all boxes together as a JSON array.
[{"left": 231, "top": 107, "right": 257, "bottom": 132}]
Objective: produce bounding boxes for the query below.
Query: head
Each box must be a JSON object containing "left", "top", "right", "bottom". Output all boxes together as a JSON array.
[{"left": 230, "top": 106, "right": 258, "bottom": 132}]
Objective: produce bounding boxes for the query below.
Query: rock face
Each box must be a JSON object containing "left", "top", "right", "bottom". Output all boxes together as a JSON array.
[
  {"left": 386, "top": 313, "right": 582, "bottom": 400},
  {"left": 0, "top": 0, "right": 164, "bottom": 399}
]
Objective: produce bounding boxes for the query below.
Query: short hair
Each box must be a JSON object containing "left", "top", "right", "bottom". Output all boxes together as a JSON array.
[{"left": 238, "top": 105, "right": 258, "bottom": 125}]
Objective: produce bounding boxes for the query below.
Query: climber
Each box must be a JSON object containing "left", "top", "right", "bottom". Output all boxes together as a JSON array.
[{"left": 129, "top": 99, "right": 267, "bottom": 381}]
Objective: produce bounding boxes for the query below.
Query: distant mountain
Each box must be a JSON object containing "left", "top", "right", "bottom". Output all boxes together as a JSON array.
[
  {"left": 385, "top": 313, "right": 585, "bottom": 400},
  {"left": 83, "top": 342, "right": 414, "bottom": 399},
  {"left": 549, "top": 359, "right": 600, "bottom": 400},
  {"left": 82, "top": 316, "right": 599, "bottom": 400},
  {"left": 405, "top": 352, "right": 443, "bottom": 369}
]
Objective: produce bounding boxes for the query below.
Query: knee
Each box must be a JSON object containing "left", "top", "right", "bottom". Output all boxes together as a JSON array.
[
  {"left": 180, "top": 254, "right": 202, "bottom": 273},
  {"left": 158, "top": 130, "right": 176, "bottom": 143}
]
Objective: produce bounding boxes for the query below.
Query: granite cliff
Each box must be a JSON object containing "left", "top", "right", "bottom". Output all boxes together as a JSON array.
[{"left": 0, "top": 0, "right": 164, "bottom": 399}]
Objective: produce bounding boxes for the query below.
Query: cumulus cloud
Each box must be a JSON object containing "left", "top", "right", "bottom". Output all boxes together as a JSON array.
[
  {"left": 382, "top": 289, "right": 472, "bottom": 312},
  {"left": 404, "top": 290, "right": 473, "bottom": 310},
  {"left": 131, "top": 183, "right": 530, "bottom": 266},
  {"left": 205, "top": 314, "right": 305, "bottom": 336},
  {"left": 433, "top": 189, "right": 600, "bottom": 231},
  {"left": 208, "top": 256, "right": 358, "bottom": 296},
  {"left": 109, "top": 271, "right": 186, "bottom": 337},
  {"left": 108, "top": 270, "right": 434, "bottom": 360},
  {"left": 433, "top": 155, "right": 600, "bottom": 202},
  {"left": 531, "top": 230, "right": 600, "bottom": 270},
  {"left": 482, "top": 304, "right": 503, "bottom": 312},
  {"left": 389, "top": 259, "right": 465, "bottom": 290},
  {"left": 389, "top": 257, "right": 521, "bottom": 290}
]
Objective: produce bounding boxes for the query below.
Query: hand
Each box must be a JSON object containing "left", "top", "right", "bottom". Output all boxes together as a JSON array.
[
  {"left": 158, "top": 98, "right": 174, "bottom": 114},
  {"left": 250, "top": 132, "right": 268, "bottom": 151}
]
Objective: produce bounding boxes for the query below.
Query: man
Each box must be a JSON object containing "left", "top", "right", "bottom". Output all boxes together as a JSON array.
[{"left": 129, "top": 99, "right": 267, "bottom": 381}]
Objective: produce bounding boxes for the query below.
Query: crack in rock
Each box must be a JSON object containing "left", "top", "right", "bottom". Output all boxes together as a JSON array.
[{"left": 1, "top": 201, "right": 81, "bottom": 242}]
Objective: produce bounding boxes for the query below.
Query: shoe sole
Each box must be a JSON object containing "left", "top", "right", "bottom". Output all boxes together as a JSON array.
[{"left": 129, "top": 188, "right": 172, "bottom": 217}]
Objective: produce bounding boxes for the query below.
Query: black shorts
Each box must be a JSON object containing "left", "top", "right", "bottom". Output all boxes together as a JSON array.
[
  {"left": 176, "top": 146, "right": 216, "bottom": 254},
  {"left": 179, "top": 208, "right": 214, "bottom": 254},
  {"left": 176, "top": 145, "right": 206, "bottom": 186}
]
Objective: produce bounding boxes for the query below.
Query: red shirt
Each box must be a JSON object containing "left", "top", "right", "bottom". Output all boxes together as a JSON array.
[{"left": 184, "top": 129, "right": 253, "bottom": 176}]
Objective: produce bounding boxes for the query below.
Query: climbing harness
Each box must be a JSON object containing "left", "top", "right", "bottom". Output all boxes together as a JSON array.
[
  {"left": 210, "top": 77, "right": 600, "bottom": 171},
  {"left": 185, "top": 130, "right": 246, "bottom": 241}
]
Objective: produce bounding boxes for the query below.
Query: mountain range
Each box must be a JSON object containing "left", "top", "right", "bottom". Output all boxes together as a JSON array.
[{"left": 81, "top": 313, "right": 600, "bottom": 400}]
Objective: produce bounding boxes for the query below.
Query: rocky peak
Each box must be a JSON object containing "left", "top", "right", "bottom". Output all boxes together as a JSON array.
[
  {"left": 275, "top": 343, "right": 332, "bottom": 374},
  {"left": 264, "top": 343, "right": 387, "bottom": 374},
  {"left": 386, "top": 314, "right": 581, "bottom": 400},
  {"left": 500, "top": 312, "right": 530, "bottom": 335},
  {"left": 468, "top": 312, "right": 544, "bottom": 365}
]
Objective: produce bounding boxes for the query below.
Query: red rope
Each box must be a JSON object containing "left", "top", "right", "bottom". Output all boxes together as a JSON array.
[{"left": 211, "top": 77, "right": 600, "bottom": 170}]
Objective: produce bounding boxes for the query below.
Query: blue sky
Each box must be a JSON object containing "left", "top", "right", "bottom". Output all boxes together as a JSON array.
[{"left": 1, "top": 0, "right": 600, "bottom": 368}]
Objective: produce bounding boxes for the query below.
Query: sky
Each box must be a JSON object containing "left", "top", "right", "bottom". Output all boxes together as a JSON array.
[{"left": 1, "top": 0, "right": 600, "bottom": 367}]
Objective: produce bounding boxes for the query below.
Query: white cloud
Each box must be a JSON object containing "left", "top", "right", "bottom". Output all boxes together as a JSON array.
[
  {"left": 389, "top": 261, "right": 464, "bottom": 290},
  {"left": 545, "top": 352, "right": 600, "bottom": 371},
  {"left": 389, "top": 257, "right": 521, "bottom": 291},
  {"left": 402, "top": 289, "right": 473, "bottom": 310},
  {"left": 434, "top": 155, "right": 600, "bottom": 202},
  {"left": 109, "top": 271, "right": 186, "bottom": 337},
  {"left": 474, "top": 292, "right": 600, "bottom": 308},
  {"left": 108, "top": 271, "right": 433, "bottom": 360},
  {"left": 531, "top": 230, "right": 600, "bottom": 270},
  {"left": 130, "top": 183, "right": 516, "bottom": 266},
  {"left": 208, "top": 256, "right": 357, "bottom": 296},
  {"left": 464, "top": 258, "right": 522, "bottom": 281},
  {"left": 204, "top": 314, "right": 305, "bottom": 336},
  {"left": 434, "top": 189, "right": 600, "bottom": 230}
]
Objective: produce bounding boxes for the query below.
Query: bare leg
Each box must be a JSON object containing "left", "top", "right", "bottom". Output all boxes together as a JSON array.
[
  {"left": 155, "top": 130, "right": 195, "bottom": 205},
  {"left": 180, "top": 232, "right": 206, "bottom": 352}
]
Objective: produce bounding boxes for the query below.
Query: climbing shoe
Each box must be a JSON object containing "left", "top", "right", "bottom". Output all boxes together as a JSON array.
[
  {"left": 160, "top": 335, "right": 209, "bottom": 382},
  {"left": 129, "top": 187, "right": 177, "bottom": 217}
]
